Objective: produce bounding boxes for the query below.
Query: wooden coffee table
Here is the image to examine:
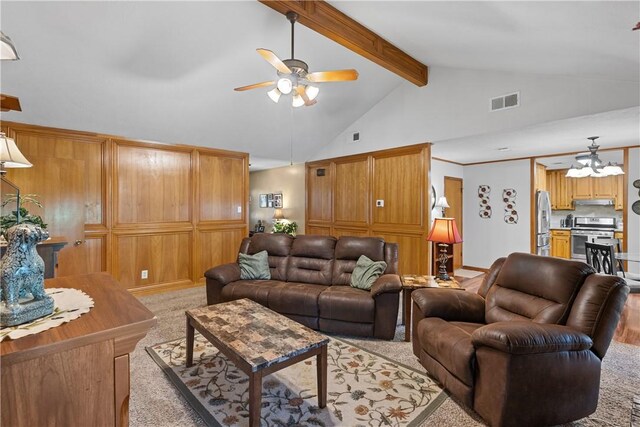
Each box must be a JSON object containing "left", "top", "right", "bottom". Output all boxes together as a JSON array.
[
  {"left": 401, "top": 275, "right": 462, "bottom": 342},
  {"left": 185, "top": 298, "right": 329, "bottom": 427}
]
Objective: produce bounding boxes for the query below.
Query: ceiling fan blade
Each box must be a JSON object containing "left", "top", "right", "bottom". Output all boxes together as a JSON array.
[
  {"left": 257, "top": 49, "right": 292, "bottom": 74},
  {"left": 234, "top": 81, "right": 275, "bottom": 92},
  {"left": 306, "top": 69, "right": 359, "bottom": 83},
  {"left": 296, "top": 86, "right": 317, "bottom": 107}
]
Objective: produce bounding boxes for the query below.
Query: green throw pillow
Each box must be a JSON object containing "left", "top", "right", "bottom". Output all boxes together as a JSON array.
[
  {"left": 238, "top": 250, "right": 271, "bottom": 280},
  {"left": 350, "top": 255, "right": 387, "bottom": 290}
]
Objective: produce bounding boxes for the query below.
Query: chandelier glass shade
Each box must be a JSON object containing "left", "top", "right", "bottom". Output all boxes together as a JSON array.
[{"left": 566, "top": 137, "right": 624, "bottom": 178}]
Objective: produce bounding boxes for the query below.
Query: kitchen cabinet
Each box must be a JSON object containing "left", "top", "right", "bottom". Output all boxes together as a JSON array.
[
  {"left": 572, "top": 177, "right": 593, "bottom": 200},
  {"left": 536, "top": 163, "right": 547, "bottom": 192},
  {"left": 592, "top": 175, "right": 617, "bottom": 199},
  {"left": 547, "top": 170, "right": 572, "bottom": 210},
  {"left": 551, "top": 229, "right": 571, "bottom": 259},
  {"left": 614, "top": 175, "right": 624, "bottom": 210}
]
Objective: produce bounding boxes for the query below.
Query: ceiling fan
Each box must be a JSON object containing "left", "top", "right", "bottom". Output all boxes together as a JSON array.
[{"left": 234, "top": 11, "right": 359, "bottom": 107}]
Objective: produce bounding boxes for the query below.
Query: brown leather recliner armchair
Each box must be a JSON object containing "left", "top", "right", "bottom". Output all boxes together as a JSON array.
[{"left": 411, "top": 252, "right": 629, "bottom": 427}]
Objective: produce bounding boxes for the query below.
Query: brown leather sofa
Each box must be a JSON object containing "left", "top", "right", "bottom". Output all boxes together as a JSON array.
[
  {"left": 205, "top": 233, "right": 401, "bottom": 340},
  {"left": 412, "top": 252, "right": 629, "bottom": 427}
]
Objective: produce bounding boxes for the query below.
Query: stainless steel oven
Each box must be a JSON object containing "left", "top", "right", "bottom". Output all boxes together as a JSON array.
[
  {"left": 571, "top": 229, "right": 614, "bottom": 259},
  {"left": 570, "top": 217, "right": 616, "bottom": 260}
]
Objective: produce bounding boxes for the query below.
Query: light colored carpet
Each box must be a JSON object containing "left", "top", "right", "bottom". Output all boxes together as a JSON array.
[{"left": 132, "top": 286, "right": 640, "bottom": 427}]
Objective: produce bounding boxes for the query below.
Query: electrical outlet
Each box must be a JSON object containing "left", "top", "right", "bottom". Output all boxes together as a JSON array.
[
  {"left": 376, "top": 199, "right": 384, "bottom": 207},
  {"left": 237, "top": 206, "right": 242, "bottom": 213},
  {"left": 141, "top": 270, "right": 148, "bottom": 279}
]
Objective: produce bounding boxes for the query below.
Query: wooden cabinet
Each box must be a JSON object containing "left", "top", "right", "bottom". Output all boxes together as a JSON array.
[
  {"left": 615, "top": 231, "right": 624, "bottom": 250},
  {"left": 592, "top": 175, "right": 617, "bottom": 199},
  {"left": 572, "top": 177, "right": 593, "bottom": 200},
  {"left": 547, "top": 170, "right": 624, "bottom": 211},
  {"left": 614, "top": 175, "right": 624, "bottom": 210},
  {"left": 547, "top": 170, "right": 572, "bottom": 210},
  {"left": 1, "top": 273, "right": 156, "bottom": 427},
  {"left": 551, "top": 230, "right": 571, "bottom": 259},
  {"left": 535, "top": 163, "right": 547, "bottom": 192}
]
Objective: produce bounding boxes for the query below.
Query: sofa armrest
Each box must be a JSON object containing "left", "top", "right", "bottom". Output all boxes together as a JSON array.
[
  {"left": 205, "top": 263, "right": 241, "bottom": 305},
  {"left": 205, "top": 263, "right": 241, "bottom": 285},
  {"left": 412, "top": 288, "right": 485, "bottom": 323},
  {"left": 370, "top": 274, "right": 402, "bottom": 298},
  {"left": 471, "top": 321, "right": 593, "bottom": 355}
]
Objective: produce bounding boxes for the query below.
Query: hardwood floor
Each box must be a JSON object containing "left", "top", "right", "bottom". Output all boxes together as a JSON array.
[{"left": 458, "top": 276, "right": 640, "bottom": 347}]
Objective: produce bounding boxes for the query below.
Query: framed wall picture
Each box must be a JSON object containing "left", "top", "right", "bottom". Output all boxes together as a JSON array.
[
  {"left": 267, "top": 193, "right": 274, "bottom": 208},
  {"left": 273, "top": 193, "right": 283, "bottom": 208},
  {"left": 259, "top": 194, "right": 268, "bottom": 208}
]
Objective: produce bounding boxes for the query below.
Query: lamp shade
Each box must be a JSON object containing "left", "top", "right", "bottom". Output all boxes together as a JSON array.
[
  {"left": 0, "top": 132, "right": 32, "bottom": 168},
  {"left": 427, "top": 218, "right": 462, "bottom": 244},
  {"left": 435, "top": 196, "right": 450, "bottom": 209},
  {"left": 272, "top": 208, "right": 285, "bottom": 220}
]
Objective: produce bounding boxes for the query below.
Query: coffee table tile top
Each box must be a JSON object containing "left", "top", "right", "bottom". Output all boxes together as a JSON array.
[{"left": 186, "top": 298, "right": 329, "bottom": 372}]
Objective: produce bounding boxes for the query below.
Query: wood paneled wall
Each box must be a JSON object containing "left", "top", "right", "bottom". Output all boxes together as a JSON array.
[
  {"left": 1, "top": 122, "right": 248, "bottom": 295},
  {"left": 306, "top": 144, "right": 432, "bottom": 275}
]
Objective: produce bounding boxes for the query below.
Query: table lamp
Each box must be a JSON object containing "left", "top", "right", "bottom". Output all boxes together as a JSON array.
[{"left": 427, "top": 217, "right": 463, "bottom": 281}]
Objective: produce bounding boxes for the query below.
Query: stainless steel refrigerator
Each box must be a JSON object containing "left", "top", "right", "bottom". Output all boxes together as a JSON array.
[{"left": 535, "top": 190, "right": 551, "bottom": 256}]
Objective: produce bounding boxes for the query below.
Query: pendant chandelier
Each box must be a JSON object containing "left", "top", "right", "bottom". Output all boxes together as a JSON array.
[{"left": 566, "top": 137, "right": 624, "bottom": 178}]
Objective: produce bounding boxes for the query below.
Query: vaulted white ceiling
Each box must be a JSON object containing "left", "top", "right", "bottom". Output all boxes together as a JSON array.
[{"left": 1, "top": 1, "right": 638, "bottom": 169}]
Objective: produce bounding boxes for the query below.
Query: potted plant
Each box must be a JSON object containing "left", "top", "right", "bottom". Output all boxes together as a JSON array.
[
  {"left": 1, "top": 194, "right": 48, "bottom": 240},
  {"left": 272, "top": 220, "right": 298, "bottom": 236}
]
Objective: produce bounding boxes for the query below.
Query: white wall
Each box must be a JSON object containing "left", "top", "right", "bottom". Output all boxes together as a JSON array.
[
  {"left": 249, "top": 164, "right": 306, "bottom": 234},
  {"left": 431, "top": 159, "right": 464, "bottom": 220},
  {"left": 311, "top": 66, "right": 640, "bottom": 161},
  {"left": 463, "top": 159, "right": 531, "bottom": 268},
  {"left": 627, "top": 147, "right": 640, "bottom": 275}
]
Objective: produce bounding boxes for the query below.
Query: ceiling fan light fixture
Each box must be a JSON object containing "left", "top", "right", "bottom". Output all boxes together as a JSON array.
[
  {"left": 602, "top": 162, "right": 624, "bottom": 176},
  {"left": 267, "top": 88, "right": 281, "bottom": 103},
  {"left": 277, "top": 78, "right": 293, "bottom": 95},
  {"left": 292, "top": 93, "right": 305, "bottom": 108},
  {"left": 305, "top": 85, "right": 319, "bottom": 101},
  {"left": 0, "top": 31, "right": 19, "bottom": 61}
]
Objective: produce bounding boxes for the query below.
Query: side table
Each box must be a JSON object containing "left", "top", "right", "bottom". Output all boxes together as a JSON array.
[{"left": 401, "top": 275, "right": 462, "bottom": 342}]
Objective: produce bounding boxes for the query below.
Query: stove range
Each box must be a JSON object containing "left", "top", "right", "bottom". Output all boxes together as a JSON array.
[{"left": 571, "top": 217, "right": 617, "bottom": 259}]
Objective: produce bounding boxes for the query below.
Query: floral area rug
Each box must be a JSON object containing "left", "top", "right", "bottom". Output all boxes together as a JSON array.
[{"left": 147, "top": 334, "right": 446, "bottom": 427}]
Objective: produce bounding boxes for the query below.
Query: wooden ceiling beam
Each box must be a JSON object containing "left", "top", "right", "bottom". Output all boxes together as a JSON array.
[
  {"left": 258, "top": 0, "right": 428, "bottom": 87},
  {"left": 0, "top": 94, "right": 22, "bottom": 112}
]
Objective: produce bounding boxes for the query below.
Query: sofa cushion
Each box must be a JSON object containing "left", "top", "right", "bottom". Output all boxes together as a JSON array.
[
  {"left": 238, "top": 251, "right": 270, "bottom": 280},
  {"left": 350, "top": 255, "right": 387, "bottom": 290},
  {"left": 268, "top": 283, "right": 328, "bottom": 317},
  {"left": 417, "top": 317, "right": 478, "bottom": 386},
  {"left": 318, "top": 286, "right": 375, "bottom": 323},
  {"left": 221, "top": 280, "right": 283, "bottom": 306},
  {"left": 290, "top": 235, "right": 336, "bottom": 259},
  {"left": 286, "top": 236, "right": 336, "bottom": 285},
  {"left": 485, "top": 253, "right": 593, "bottom": 324},
  {"left": 245, "top": 234, "right": 293, "bottom": 281}
]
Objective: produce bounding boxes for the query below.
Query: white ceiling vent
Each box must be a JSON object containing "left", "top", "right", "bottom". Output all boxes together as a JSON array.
[{"left": 490, "top": 92, "right": 519, "bottom": 112}]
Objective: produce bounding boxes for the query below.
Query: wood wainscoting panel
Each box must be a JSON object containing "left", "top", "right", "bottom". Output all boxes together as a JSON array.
[
  {"left": 113, "top": 231, "right": 192, "bottom": 289},
  {"left": 372, "top": 149, "right": 425, "bottom": 227},
  {"left": 371, "top": 230, "right": 429, "bottom": 275},
  {"left": 114, "top": 142, "right": 192, "bottom": 225},
  {"left": 197, "top": 227, "right": 246, "bottom": 282},
  {"left": 334, "top": 157, "right": 369, "bottom": 226},
  {"left": 4, "top": 127, "right": 106, "bottom": 225},
  {"left": 333, "top": 226, "right": 369, "bottom": 239},
  {"left": 83, "top": 235, "right": 106, "bottom": 274},
  {"left": 198, "top": 152, "right": 247, "bottom": 223},
  {"left": 306, "top": 163, "right": 333, "bottom": 222},
  {"left": 305, "top": 224, "right": 332, "bottom": 236}
]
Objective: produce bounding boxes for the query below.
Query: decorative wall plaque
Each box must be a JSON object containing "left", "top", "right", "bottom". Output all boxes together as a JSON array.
[{"left": 478, "top": 185, "right": 492, "bottom": 218}]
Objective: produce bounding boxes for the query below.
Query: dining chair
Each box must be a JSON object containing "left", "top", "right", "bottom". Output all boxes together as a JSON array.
[
  {"left": 585, "top": 242, "right": 617, "bottom": 275},
  {"left": 594, "top": 238, "right": 625, "bottom": 277}
]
